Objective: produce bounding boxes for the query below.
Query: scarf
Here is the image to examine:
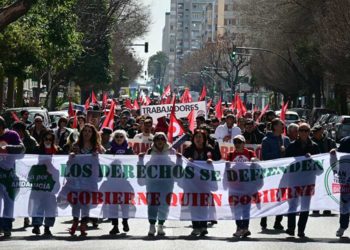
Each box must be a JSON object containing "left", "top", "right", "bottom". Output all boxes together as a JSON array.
[{"left": 110, "top": 140, "right": 128, "bottom": 154}]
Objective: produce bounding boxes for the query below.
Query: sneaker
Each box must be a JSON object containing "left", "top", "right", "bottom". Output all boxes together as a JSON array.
[
  {"left": 157, "top": 224, "right": 165, "bottom": 236},
  {"left": 24, "top": 217, "right": 30, "bottom": 228},
  {"left": 233, "top": 228, "right": 243, "bottom": 237},
  {"left": 44, "top": 227, "right": 52, "bottom": 236},
  {"left": 336, "top": 228, "right": 346, "bottom": 237},
  {"left": 190, "top": 228, "right": 201, "bottom": 236},
  {"left": 32, "top": 226, "right": 41, "bottom": 235},
  {"left": 200, "top": 228, "right": 208, "bottom": 236},
  {"left": 285, "top": 228, "right": 295, "bottom": 236},
  {"left": 148, "top": 224, "right": 156, "bottom": 236},
  {"left": 242, "top": 229, "right": 251, "bottom": 237},
  {"left": 122, "top": 220, "right": 129, "bottom": 232},
  {"left": 273, "top": 223, "right": 284, "bottom": 230},
  {"left": 109, "top": 226, "right": 120, "bottom": 235}
]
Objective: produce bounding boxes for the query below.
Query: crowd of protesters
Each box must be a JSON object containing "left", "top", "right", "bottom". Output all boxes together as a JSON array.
[{"left": 0, "top": 98, "right": 349, "bottom": 239}]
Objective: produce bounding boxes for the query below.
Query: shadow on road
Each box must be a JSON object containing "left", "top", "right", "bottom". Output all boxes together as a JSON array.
[{"left": 1, "top": 235, "right": 350, "bottom": 244}]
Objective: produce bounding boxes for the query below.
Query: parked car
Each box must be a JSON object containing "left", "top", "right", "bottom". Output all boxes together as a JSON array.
[
  {"left": 309, "top": 108, "right": 337, "bottom": 126},
  {"left": 289, "top": 108, "right": 311, "bottom": 121},
  {"left": 276, "top": 110, "right": 300, "bottom": 126},
  {"left": 49, "top": 110, "right": 69, "bottom": 128},
  {"left": 334, "top": 115, "right": 350, "bottom": 142},
  {"left": 1, "top": 107, "right": 51, "bottom": 128}
]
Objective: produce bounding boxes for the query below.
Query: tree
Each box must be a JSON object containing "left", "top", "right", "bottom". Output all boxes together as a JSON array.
[
  {"left": 148, "top": 51, "right": 169, "bottom": 88},
  {"left": 0, "top": 0, "right": 35, "bottom": 31}
]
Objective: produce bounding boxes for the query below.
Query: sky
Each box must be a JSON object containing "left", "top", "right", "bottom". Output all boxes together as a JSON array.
[{"left": 133, "top": 0, "right": 170, "bottom": 83}]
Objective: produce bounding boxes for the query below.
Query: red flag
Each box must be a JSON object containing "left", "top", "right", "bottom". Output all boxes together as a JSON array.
[
  {"left": 168, "top": 98, "right": 184, "bottom": 143},
  {"left": 84, "top": 97, "right": 90, "bottom": 111},
  {"left": 280, "top": 101, "right": 289, "bottom": 135},
  {"left": 101, "top": 100, "right": 115, "bottom": 129},
  {"left": 253, "top": 105, "right": 258, "bottom": 113},
  {"left": 164, "top": 95, "right": 171, "bottom": 104},
  {"left": 256, "top": 104, "right": 269, "bottom": 123},
  {"left": 102, "top": 92, "right": 108, "bottom": 110},
  {"left": 68, "top": 100, "right": 75, "bottom": 118},
  {"left": 198, "top": 85, "right": 207, "bottom": 101},
  {"left": 145, "top": 96, "right": 151, "bottom": 105},
  {"left": 207, "top": 99, "right": 212, "bottom": 110},
  {"left": 235, "top": 94, "right": 247, "bottom": 118},
  {"left": 169, "top": 95, "right": 175, "bottom": 105},
  {"left": 91, "top": 90, "right": 98, "bottom": 104},
  {"left": 187, "top": 109, "right": 195, "bottom": 133},
  {"left": 133, "top": 99, "right": 140, "bottom": 110},
  {"left": 124, "top": 99, "right": 133, "bottom": 109},
  {"left": 215, "top": 97, "right": 223, "bottom": 121},
  {"left": 161, "top": 84, "right": 171, "bottom": 99},
  {"left": 72, "top": 111, "right": 78, "bottom": 129},
  {"left": 11, "top": 112, "right": 20, "bottom": 122},
  {"left": 180, "top": 88, "right": 192, "bottom": 103}
]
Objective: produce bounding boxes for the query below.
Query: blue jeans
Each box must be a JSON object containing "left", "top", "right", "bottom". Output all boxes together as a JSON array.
[{"left": 32, "top": 217, "right": 55, "bottom": 227}]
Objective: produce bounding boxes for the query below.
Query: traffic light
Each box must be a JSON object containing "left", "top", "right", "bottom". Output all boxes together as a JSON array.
[
  {"left": 144, "top": 42, "right": 149, "bottom": 53},
  {"left": 229, "top": 50, "right": 237, "bottom": 61}
]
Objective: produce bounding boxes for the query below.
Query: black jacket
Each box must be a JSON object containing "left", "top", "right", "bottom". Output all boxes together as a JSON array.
[
  {"left": 286, "top": 138, "right": 320, "bottom": 157},
  {"left": 243, "top": 129, "right": 265, "bottom": 144}
]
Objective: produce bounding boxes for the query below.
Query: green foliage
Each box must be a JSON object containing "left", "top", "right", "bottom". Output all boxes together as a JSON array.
[{"left": 148, "top": 51, "right": 169, "bottom": 82}]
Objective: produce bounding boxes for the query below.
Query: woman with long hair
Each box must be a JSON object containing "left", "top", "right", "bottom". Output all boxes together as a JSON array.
[
  {"left": 183, "top": 129, "right": 216, "bottom": 237},
  {"left": 68, "top": 123, "right": 105, "bottom": 236}
]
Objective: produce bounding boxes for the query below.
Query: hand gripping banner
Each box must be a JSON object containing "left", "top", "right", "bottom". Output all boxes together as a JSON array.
[{"left": 0, "top": 153, "right": 350, "bottom": 220}]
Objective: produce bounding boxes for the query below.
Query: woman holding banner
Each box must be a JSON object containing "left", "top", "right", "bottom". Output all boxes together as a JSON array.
[
  {"left": 30, "top": 131, "right": 62, "bottom": 236},
  {"left": 68, "top": 124, "right": 105, "bottom": 236},
  {"left": 138, "top": 132, "right": 177, "bottom": 237},
  {"left": 183, "top": 129, "right": 216, "bottom": 237},
  {"left": 105, "top": 130, "right": 134, "bottom": 235}
]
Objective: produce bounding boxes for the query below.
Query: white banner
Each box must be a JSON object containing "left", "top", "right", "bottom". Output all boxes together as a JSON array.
[
  {"left": 140, "top": 101, "right": 207, "bottom": 123},
  {"left": 1, "top": 153, "right": 350, "bottom": 220}
]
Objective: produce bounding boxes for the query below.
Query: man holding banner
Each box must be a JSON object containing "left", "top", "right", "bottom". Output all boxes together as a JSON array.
[
  {"left": 285, "top": 123, "right": 320, "bottom": 238},
  {"left": 260, "top": 118, "right": 290, "bottom": 231}
]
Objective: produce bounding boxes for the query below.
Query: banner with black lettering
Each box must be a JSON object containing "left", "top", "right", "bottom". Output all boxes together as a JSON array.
[
  {"left": 0, "top": 153, "right": 349, "bottom": 220},
  {"left": 140, "top": 101, "right": 207, "bottom": 123}
]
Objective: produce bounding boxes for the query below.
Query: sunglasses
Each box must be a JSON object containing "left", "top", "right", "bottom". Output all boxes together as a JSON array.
[
  {"left": 35, "top": 120, "right": 42, "bottom": 123},
  {"left": 299, "top": 129, "right": 310, "bottom": 133},
  {"left": 233, "top": 140, "right": 243, "bottom": 144},
  {"left": 155, "top": 137, "right": 166, "bottom": 141},
  {"left": 44, "top": 137, "right": 53, "bottom": 141},
  {"left": 115, "top": 135, "right": 124, "bottom": 139}
]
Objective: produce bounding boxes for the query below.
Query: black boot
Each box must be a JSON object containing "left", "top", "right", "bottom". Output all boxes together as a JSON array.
[
  {"left": 44, "top": 226, "right": 52, "bottom": 236},
  {"left": 122, "top": 219, "right": 129, "bottom": 232},
  {"left": 32, "top": 225, "right": 41, "bottom": 235}
]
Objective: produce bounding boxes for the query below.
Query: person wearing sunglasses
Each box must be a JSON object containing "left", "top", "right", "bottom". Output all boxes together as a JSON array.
[
  {"left": 285, "top": 123, "right": 320, "bottom": 238},
  {"left": 105, "top": 130, "right": 134, "bottom": 235},
  {"left": 31, "top": 130, "right": 62, "bottom": 236},
  {"left": 29, "top": 115, "right": 48, "bottom": 144},
  {"left": 226, "top": 135, "right": 257, "bottom": 238}
]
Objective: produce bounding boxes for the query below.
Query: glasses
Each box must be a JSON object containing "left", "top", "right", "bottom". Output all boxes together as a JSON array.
[
  {"left": 44, "top": 137, "right": 53, "bottom": 141},
  {"left": 155, "top": 137, "right": 166, "bottom": 141},
  {"left": 299, "top": 129, "right": 310, "bottom": 133},
  {"left": 115, "top": 135, "right": 124, "bottom": 139},
  {"left": 233, "top": 140, "right": 243, "bottom": 144}
]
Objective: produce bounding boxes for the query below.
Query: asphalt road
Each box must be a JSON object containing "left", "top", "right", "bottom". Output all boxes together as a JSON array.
[{"left": 1, "top": 214, "right": 350, "bottom": 250}]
